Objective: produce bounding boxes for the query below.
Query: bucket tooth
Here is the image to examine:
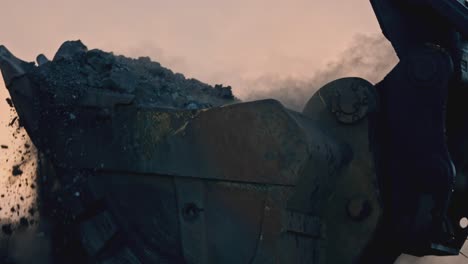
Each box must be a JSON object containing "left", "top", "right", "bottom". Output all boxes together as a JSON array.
[{"left": 0, "top": 45, "right": 34, "bottom": 87}]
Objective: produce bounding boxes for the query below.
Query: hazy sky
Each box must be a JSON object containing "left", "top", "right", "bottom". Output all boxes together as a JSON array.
[
  {"left": 0, "top": 1, "right": 466, "bottom": 263},
  {"left": 0, "top": 0, "right": 380, "bottom": 88}
]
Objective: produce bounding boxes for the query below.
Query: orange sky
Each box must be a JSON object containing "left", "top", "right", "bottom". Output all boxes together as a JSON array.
[
  {"left": 0, "top": 0, "right": 380, "bottom": 85},
  {"left": 0, "top": 1, "right": 466, "bottom": 263}
]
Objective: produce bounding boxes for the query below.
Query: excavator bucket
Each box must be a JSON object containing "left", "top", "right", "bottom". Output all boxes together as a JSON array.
[{"left": 1, "top": 40, "right": 465, "bottom": 263}]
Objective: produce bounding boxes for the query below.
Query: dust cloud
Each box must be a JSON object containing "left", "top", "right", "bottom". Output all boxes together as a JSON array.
[
  {"left": 238, "top": 33, "right": 398, "bottom": 111},
  {"left": 119, "top": 34, "right": 398, "bottom": 111}
]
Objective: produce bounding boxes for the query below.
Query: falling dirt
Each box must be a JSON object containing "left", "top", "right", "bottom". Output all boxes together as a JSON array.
[{"left": 0, "top": 103, "right": 42, "bottom": 262}]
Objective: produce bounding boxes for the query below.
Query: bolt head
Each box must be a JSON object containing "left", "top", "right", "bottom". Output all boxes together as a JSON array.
[{"left": 182, "top": 203, "right": 202, "bottom": 222}]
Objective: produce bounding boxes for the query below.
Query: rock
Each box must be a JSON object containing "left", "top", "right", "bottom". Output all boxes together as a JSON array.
[
  {"left": 85, "top": 49, "right": 115, "bottom": 73},
  {"left": 36, "top": 54, "right": 50, "bottom": 66},
  {"left": 1, "top": 224, "right": 12, "bottom": 236},
  {"left": 19, "top": 217, "right": 29, "bottom": 228},
  {"left": 28, "top": 207, "right": 36, "bottom": 216},
  {"left": 214, "top": 84, "right": 234, "bottom": 99},
  {"left": 12, "top": 164, "right": 23, "bottom": 176},
  {"left": 137, "top": 56, "right": 151, "bottom": 63},
  {"left": 8, "top": 117, "right": 17, "bottom": 127},
  {"left": 102, "top": 70, "right": 138, "bottom": 93},
  {"left": 5, "top": 98, "right": 13, "bottom": 107},
  {"left": 53, "top": 40, "right": 88, "bottom": 61}
]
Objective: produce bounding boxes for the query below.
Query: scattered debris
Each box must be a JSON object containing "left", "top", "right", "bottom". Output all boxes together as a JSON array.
[
  {"left": 7, "top": 116, "right": 17, "bottom": 127},
  {"left": 0, "top": 145, "right": 8, "bottom": 149},
  {"left": 27, "top": 208, "right": 35, "bottom": 216},
  {"left": 11, "top": 165, "right": 23, "bottom": 177},
  {"left": 2, "top": 225, "right": 12, "bottom": 236},
  {"left": 5, "top": 98, "right": 13, "bottom": 108},
  {"left": 19, "top": 217, "right": 28, "bottom": 228}
]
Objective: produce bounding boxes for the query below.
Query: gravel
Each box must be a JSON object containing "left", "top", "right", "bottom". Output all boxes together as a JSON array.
[{"left": 31, "top": 40, "right": 238, "bottom": 110}]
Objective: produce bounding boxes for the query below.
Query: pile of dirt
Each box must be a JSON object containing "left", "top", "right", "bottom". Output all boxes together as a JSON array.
[{"left": 31, "top": 40, "right": 237, "bottom": 110}]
